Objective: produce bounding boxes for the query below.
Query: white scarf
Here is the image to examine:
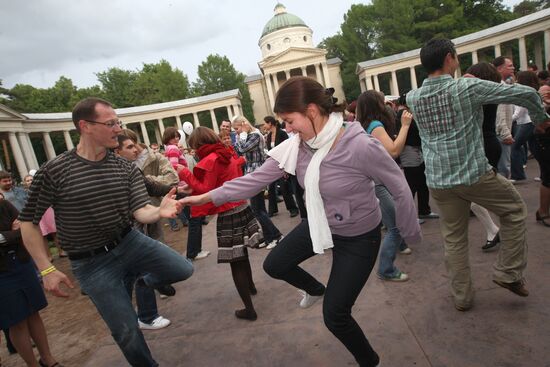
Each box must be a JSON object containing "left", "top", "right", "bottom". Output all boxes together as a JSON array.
[{"left": 267, "top": 112, "right": 344, "bottom": 254}]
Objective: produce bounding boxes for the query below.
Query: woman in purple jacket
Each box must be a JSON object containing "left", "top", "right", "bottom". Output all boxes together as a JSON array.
[{"left": 181, "top": 77, "right": 421, "bottom": 367}]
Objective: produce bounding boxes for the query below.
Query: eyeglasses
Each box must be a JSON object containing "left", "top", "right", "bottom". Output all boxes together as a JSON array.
[{"left": 84, "top": 119, "right": 122, "bottom": 128}]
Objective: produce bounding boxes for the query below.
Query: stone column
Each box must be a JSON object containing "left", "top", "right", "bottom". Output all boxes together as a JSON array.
[
  {"left": 8, "top": 132, "right": 27, "bottom": 179},
  {"left": 494, "top": 44, "right": 501, "bottom": 58},
  {"left": 265, "top": 73, "right": 275, "bottom": 112},
  {"left": 175, "top": 115, "right": 183, "bottom": 130},
  {"left": 192, "top": 112, "right": 200, "bottom": 127},
  {"left": 360, "top": 78, "right": 366, "bottom": 93},
  {"left": 545, "top": 30, "right": 550, "bottom": 68},
  {"left": 17, "top": 133, "right": 36, "bottom": 170},
  {"left": 534, "top": 38, "right": 543, "bottom": 71},
  {"left": 366, "top": 76, "right": 373, "bottom": 90},
  {"left": 63, "top": 130, "right": 74, "bottom": 150},
  {"left": 321, "top": 62, "right": 331, "bottom": 87},
  {"left": 272, "top": 72, "right": 280, "bottom": 93},
  {"left": 518, "top": 37, "right": 528, "bottom": 71},
  {"left": 410, "top": 67, "right": 418, "bottom": 89},
  {"left": 301, "top": 66, "right": 307, "bottom": 76},
  {"left": 157, "top": 119, "right": 165, "bottom": 135},
  {"left": 373, "top": 75, "right": 380, "bottom": 91},
  {"left": 314, "top": 63, "right": 323, "bottom": 84},
  {"left": 390, "top": 71, "right": 399, "bottom": 96},
  {"left": 471, "top": 50, "right": 478, "bottom": 65},
  {"left": 139, "top": 121, "right": 151, "bottom": 147},
  {"left": 284, "top": 70, "right": 290, "bottom": 80},
  {"left": 210, "top": 110, "right": 219, "bottom": 133},
  {"left": 24, "top": 133, "right": 39, "bottom": 168},
  {"left": 154, "top": 127, "right": 162, "bottom": 145},
  {"left": 42, "top": 132, "right": 56, "bottom": 161},
  {"left": 226, "top": 106, "right": 232, "bottom": 120}
]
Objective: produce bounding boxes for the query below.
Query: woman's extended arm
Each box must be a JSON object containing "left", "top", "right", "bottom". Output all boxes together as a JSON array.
[{"left": 370, "top": 110, "right": 412, "bottom": 158}]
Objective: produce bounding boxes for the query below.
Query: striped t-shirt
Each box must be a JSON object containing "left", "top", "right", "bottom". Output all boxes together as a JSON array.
[{"left": 19, "top": 149, "right": 150, "bottom": 253}]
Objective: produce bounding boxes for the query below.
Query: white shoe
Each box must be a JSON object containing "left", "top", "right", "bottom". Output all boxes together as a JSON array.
[
  {"left": 534, "top": 177, "right": 541, "bottom": 182},
  {"left": 159, "top": 294, "right": 168, "bottom": 299},
  {"left": 194, "top": 250, "right": 210, "bottom": 260},
  {"left": 298, "top": 290, "right": 323, "bottom": 309},
  {"left": 258, "top": 241, "right": 267, "bottom": 248},
  {"left": 138, "top": 316, "right": 171, "bottom": 330},
  {"left": 400, "top": 247, "right": 412, "bottom": 255},
  {"left": 266, "top": 236, "right": 284, "bottom": 249}
]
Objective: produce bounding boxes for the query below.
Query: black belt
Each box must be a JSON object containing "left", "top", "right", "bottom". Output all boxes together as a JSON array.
[{"left": 68, "top": 226, "right": 132, "bottom": 261}]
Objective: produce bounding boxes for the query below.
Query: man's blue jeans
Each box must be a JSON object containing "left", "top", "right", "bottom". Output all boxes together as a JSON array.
[
  {"left": 250, "top": 191, "right": 282, "bottom": 243},
  {"left": 71, "top": 229, "right": 194, "bottom": 367},
  {"left": 511, "top": 123, "right": 535, "bottom": 180},
  {"left": 375, "top": 185, "right": 405, "bottom": 278}
]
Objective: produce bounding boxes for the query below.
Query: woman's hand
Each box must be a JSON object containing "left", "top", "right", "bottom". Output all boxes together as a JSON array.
[
  {"left": 401, "top": 110, "right": 413, "bottom": 128},
  {"left": 12, "top": 219, "right": 21, "bottom": 231},
  {"left": 176, "top": 164, "right": 187, "bottom": 173},
  {"left": 179, "top": 193, "right": 212, "bottom": 207},
  {"left": 177, "top": 184, "right": 193, "bottom": 195}
]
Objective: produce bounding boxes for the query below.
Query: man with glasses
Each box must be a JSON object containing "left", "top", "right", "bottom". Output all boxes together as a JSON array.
[{"left": 19, "top": 97, "right": 194, "bottom": 366}]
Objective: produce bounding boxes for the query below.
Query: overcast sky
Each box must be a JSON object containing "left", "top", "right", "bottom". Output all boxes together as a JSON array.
[{"left": 1, "top": 0, "right": 523, "bottom": 89}]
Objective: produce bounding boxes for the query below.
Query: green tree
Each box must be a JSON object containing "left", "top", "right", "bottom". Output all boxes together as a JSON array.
[
  {"left": 130, "top": 60, "right": 190, "bottom": 105},
  {"left": 193, "top": 54, "right": 254, "bottom": 121},
  {"left": 513, "top": 0, "right": 549, "bottom": 16},
  {"left": 96, "top": 67, "right": 137, "bottom": 108}
]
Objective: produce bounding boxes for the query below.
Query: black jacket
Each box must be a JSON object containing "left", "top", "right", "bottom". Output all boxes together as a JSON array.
[
  {"left": 0, "top": 200, "right": 31, "bottom": 272},
  {"left": 266, "top": 128, "right": 289, "bottom": 150}
]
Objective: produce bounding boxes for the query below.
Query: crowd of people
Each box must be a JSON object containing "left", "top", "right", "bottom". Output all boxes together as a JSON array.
[{"left": 1, "top": 38, "right": 549, "bottom": 367}]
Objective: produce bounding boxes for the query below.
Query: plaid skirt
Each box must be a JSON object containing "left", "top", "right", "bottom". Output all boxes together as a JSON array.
[{"left": 217, "top": 204, "right": 263, "bottom": 263}]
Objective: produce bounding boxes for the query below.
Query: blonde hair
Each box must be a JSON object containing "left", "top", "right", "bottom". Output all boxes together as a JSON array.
[{"left": 231, "top": 115, "right": 255, "bottom": 132}]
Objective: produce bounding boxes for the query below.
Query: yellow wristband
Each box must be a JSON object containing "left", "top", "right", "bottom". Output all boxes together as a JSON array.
[{"left": 40, "top": 265, "right": 57, "bottom": 277}]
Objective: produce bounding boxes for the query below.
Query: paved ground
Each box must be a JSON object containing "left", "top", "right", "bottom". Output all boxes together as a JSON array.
[{"left": 1, "top": 163, "right": 549, "bottom": 367}]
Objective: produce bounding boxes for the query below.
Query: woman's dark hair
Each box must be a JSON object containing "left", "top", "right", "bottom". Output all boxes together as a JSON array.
[
  {"left": 516, "top": 71, "right": 540, "bottom": 90},
  {"left": 420, "top": 39, "right": 457, "bottom": 73},
  {"left": 162, "top": 127, "right": 181, "bottom": 146},
  {"left": 356, "top": 91, "right": 396, "bottom": 136},
  {"left": 263, "top": 115, "right": 280, "bottom": 128},
  {"left": 187, "top": 126, "right": 220, "bottom": 149},
  {"left": 274, "top": 77, "right": 346, "bottom": 116},
  {"left": 466, "top": 62, "right": 501, "bottom": 83}
]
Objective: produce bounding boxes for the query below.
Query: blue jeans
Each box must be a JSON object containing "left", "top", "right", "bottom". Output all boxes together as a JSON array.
[
  {"left": 71, "top": 229, "right": 194, "bottom": 367},
  {"left": 498, "top": 140, "right": 512, "bottom": 178},
  {"left": 168, "top": 207, "right": 189, "bottom": 229},
  {"left": 375, "top": 185, "right": 405, "bottom": 278},
  {"left": 511, "top": 123, "right": 535, "bottom": 180},
  {"left": 250, "top": 191, "right": 282, "bottom": 243}
]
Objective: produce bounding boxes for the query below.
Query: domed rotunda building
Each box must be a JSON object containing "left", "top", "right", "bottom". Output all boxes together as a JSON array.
[{"left": 245, "top": 3, "right": 344, "bottom": 122}]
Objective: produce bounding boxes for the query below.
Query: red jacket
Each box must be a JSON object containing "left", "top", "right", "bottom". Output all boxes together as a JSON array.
[{"left": 178, "top": 151, "right": 246, "bottom": 217}]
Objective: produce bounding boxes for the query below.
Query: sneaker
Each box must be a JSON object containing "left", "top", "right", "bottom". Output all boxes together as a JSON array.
[
  {"left": 266, "top": 235, "right": 284, "bottom": 250},
  {"left": 138, "top": 316, "right": 171, "bottom": 330},
  {"left": 156, "top": 284, "right": 176, "bottom": 297},
  {"left": 418, "top": 218, "right": 426, "bottom": 224},
  {"left": 493, "top": 279, "right": 529, "bottom": 297},
  {"left": 194, "top": 250, "right": 210, "bottom": 260},
  {"left": 159, "top": 294, "right": 168, "bottom": 300},
  {"left": 258, "top": 241, "right": 267, "bottom": 248},
  {"left": 534, "top": 177, "right": 541, "bottom": 182},
  {"left": 378, "top": 271, "right": 409, "bottom": 282},
  {"left": 418, "top": 212, "right": 439, "bottom": 219},
  {"left": 298, "top": 290, "right": 324, "bottom": 309},
  {"left": 507, "top": 179, "right": 516, "bottom": 184},
  {"left": 454, "top": 302, "right": 473, "bottom": 312},
  {"left": 400, "top": 247, "right": 412, "bottom": 255}
]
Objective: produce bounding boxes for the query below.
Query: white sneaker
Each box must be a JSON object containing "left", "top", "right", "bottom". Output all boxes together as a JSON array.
[
  {"left": 266, "top": 235, "right": 284, "bottom": 250},
  {"left": 258, "top": 241, "right": 267, "bottom": 248},
  {"left": 194, "top": 250, "right": 210, "bottom": 260},
  {"left": 138, "top": 316, "right": 171, "bottom": 330},
  {"left": 400, "top": 247, "right": 412, "bottom": 255},
  {"left": 534, "top": 177, "right": 541, "bottom": 182},
  {"left": 159, "top": 294, "right": 168, "bottom": 299},
  {"left": 298, "top": 290, "right": 323, "bottom": 309}
]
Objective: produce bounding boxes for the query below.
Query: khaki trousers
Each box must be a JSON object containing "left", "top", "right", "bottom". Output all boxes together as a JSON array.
[{"left": 430, "top": 170, "right": 527, "bottom": 308}]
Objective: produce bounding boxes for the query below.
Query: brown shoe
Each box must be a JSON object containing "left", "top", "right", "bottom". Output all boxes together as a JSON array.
[
  {"left": 454, "top": 303, "right": 472, "bottom": 312},
  {"left": 493, "top": 279, "right": 529, "bottom": 297}
]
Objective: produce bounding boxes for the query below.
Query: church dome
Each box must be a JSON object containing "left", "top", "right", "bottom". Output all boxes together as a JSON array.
[{"left": 261, "top": 3, "right": 308, "bottom": 37}]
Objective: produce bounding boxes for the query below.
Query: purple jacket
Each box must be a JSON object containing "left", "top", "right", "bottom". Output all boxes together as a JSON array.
[{"left": 211, "top": 121, "right": 422, "bottom": 244}]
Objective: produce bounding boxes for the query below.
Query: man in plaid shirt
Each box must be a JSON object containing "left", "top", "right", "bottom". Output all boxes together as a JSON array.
[{"left": 407, "top": 39, "right": 550, "bottom": 311}]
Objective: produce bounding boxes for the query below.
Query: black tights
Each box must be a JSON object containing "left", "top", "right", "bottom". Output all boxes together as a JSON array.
[{"left": 230, "top": 259, "right": 256, "bottom": 314}]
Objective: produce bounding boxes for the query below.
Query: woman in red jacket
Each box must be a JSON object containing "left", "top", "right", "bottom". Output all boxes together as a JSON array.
[{"left": 178, "top": 127, "right": 262, "bottom": 321}]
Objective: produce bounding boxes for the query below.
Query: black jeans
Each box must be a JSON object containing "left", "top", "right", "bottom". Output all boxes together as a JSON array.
[
  {"left": 268, "top": 178, "right": 298, "bottom": 214},
  {"left": 403, "top": 164, "right": 431, "bottom": 216},
  {"left": 263, "top": 220, "right": 382, "bottom": 367},
  {"left": 186, "top": 215, "right": 204, "bottom": 259}
]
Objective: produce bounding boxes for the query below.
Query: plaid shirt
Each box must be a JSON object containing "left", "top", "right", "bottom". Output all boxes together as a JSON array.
[
  {"left": 407, "top": 75, "right": 547, "bottom": 189},
  {"left": 235, "top": 131, "right": 266, "bottom": 174}
]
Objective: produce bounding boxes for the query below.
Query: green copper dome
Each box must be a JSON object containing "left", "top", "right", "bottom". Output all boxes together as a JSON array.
[{"left": 261, "top": 4, "right": 308, "bottom": 37}]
